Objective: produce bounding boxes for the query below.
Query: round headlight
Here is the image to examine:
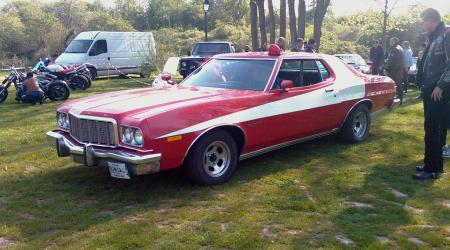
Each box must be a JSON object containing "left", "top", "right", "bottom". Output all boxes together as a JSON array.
[
  {"left": 133, "top": 129, "right": 144, "bottom": 145},
  {"left": 57, "top": 114, "right": 65, "bottom": 127},
  {"left": 123, "top": 127, "right": 133, "bottom": 143},
  {"left": 181, "top": 62, "right": 187, "bottom": 67},
  {"left": 64, "top": 115, "right": 70, "bottom": 127}
]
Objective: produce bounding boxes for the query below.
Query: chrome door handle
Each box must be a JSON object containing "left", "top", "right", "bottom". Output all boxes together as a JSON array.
[{"left": 325, "top": 89, "right": 334, "bottom": 93}]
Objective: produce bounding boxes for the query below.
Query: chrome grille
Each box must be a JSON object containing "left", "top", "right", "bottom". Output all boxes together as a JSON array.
[{"left": 69, "top": 114, "right": 117, "bottom": 146}]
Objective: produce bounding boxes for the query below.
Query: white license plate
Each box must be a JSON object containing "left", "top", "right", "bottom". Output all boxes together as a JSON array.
[{"left": 108, "top": 162, "right": 130, "bottom": 179}]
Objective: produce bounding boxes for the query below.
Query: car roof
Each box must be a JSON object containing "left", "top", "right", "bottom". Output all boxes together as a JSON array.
[{"left": 215, "top": 51, "right": 323, "bottom": 60}]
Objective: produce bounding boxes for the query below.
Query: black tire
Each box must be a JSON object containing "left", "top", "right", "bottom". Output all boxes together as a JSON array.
[
  {"left": 82, "top": 73, "right": 92, "bottom": 88},
  {"left": 70, "top": 75, "right": 89, "bottom": 90},
  {"left": 339, "top": 104, "right": 371, "bottom": 143},
  {"left": 88, "top": 67, "right": 97, "bottom": 80},
  {"left": 184, "top": 130, "right": 238, "bottom": 185},
  {"left": 0, "top": 86, "right": 8, "bottom": 104},
  {"left": 47, "top": 81, "right": 70, "bottom": 101}
]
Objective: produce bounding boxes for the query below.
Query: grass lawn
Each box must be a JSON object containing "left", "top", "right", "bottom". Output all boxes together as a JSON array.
[{"left": 0, "top": 78, "right": 449, "bottom": 249}]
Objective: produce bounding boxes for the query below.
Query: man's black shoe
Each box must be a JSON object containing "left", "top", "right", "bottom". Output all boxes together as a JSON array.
[
  {"left": 416, "top": 165, "right": 443, "bottom": 173},
  {"left": 416, "top": 165, "right": 425, "bottom": 172},
  {"left": 412, "top": 171, "right": 439, "bottom": 180}
]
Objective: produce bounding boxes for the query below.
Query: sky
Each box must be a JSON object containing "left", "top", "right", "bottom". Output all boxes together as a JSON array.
[{"left": 0, "top": 0, "right": 449, "bottom": 17}]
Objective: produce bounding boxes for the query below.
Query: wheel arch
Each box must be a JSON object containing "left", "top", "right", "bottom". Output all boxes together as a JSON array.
[
  {"left": 340, "top": 99, "right": 373, "bottom": 128},
  {"left": 182, "top": 124, "right": 247, "bottom": 164}
]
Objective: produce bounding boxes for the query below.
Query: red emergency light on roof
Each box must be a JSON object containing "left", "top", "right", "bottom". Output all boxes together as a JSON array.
[{"left": 268, "top": 44, "right": 281, "bottom": 56}]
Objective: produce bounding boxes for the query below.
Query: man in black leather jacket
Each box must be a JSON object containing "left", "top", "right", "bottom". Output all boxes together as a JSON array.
[{"left": 414, "top": 8, "right": 450, "bottom": 180}]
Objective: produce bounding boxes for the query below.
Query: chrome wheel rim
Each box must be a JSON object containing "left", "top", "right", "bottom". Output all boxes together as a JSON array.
[
  {"left": 203, "top": 141, "right": 231, "bottom": 178},
  {"left": 353, "top": 112, "right": 368, "bottom": 138}
]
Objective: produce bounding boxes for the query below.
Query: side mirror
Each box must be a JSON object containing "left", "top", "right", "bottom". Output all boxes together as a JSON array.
[
  {"left": 187, "top": 51, "right": 192, "bottom": 56},
  {"left": 167, "top": 80, "right": 177, "bottom": 85},
  {"left": 280, "top": 80, "right": 294, "bottom": 90},
  {"left": 161, "top": 74, "right": 171, "bottom": 81}
]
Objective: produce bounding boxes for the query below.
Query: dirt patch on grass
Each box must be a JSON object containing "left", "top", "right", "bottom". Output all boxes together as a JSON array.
[
  {"left": 0, "top": 237, "right": 16, "bottom": 249},
  {"left": 259, "top": 223, "right": 279, "bottom": 239},
  {"left": 345, "top": 201, "right": 374, "bottom": 208},
  {"left": 408, "top": 237, "right": 426, "bottom": 245},
  {"left": 335, "top": 234, "right": 354, "bottom": 246},
  {"left": 376, "top": 236, "right": 389, "bottom": 244}
]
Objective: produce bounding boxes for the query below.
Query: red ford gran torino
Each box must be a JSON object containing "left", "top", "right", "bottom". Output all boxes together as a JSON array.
[{"left": 46, "top": 45, "right": 396, "bottom": 185}]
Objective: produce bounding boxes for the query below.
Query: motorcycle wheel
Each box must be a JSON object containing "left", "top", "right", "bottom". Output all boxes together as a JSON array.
[
  {"left": 70, "top": 75, "right": 89, "bottom": 90},
  {"left": 81, "top": 73, "right": 92, "bottom": 88},
  {"left": 47, "top": 80, "right": 70, "bottom": 101},
  {"left": 0, "top": 86, "right": 8, "bottom": 104}
]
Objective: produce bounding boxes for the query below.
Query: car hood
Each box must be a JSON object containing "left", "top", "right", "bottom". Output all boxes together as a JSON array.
[{"left": 63, "top": 86, "right": 261, "bottom": 120}]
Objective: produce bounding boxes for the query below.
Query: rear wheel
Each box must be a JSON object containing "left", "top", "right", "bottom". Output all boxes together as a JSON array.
[
  {"left": 47, "top": 81, "right": 70, "bottom": 101},
  {"left": 184, "top": 130, "right": 238, "bottom": 185},
  {"left": 339, "top": 104, "right": 371, "bottom": 143},
  {"left": 88, "top": 67, "right": 97, "bottom": 80},
  {"left": 70, "top": 75, "right": 89, "bottom": 90}
]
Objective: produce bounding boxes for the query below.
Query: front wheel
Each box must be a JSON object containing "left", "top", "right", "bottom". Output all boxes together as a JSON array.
[
  {"left": 70, "top": 75, "right": 89, "bottom": 90},
  {"left": 184, "top": 130, "right": 238, "bottom": 185},
  {"left": 339, "top": 105, "right": 371, "bottom": 143},
  {"left": 0, "top": 86, "right": 8, "bottom": 104},
  {"left": 47, "top": 81, "right": 70, "bottom": 101}
]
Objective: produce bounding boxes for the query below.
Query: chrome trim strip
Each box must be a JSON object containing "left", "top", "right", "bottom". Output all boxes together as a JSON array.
[
  {"left": 239, "top": 129, "right": 339, "bottom": 160},
  {"left": 181, "top": 124, "right": 247, "bottom": 164},
  {"left": 46, "top": 131, "right": 161, "bottom": 165},
  {"left": 67, "top": 111, "right": 120, "bottom": 148}
]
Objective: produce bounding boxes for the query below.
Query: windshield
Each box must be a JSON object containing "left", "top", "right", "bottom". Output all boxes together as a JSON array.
[
  {"left": 182, "top": 59, "right": 275, "bottom": 91},
  {"left": 65, "top": 40, "right": 93, "bottom": 53},
  {"left": 192, "top": 43, "right": 230, "bottom": 56},
  {"left": 336, "top": 55, "right": 366, "bottom": 65}
]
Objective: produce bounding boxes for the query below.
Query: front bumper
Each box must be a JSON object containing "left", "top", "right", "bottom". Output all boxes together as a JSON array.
[{"left": 46, "top": 130, "right": 161, "bottom": 176}]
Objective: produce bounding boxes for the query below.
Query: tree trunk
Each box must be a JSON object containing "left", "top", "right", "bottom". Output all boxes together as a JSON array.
[
  {"left": 280, "top": 0, "right": 286, "bottom": 38},
  {"left": 382, "top": 0, "right": 389, "bottom": 51},
  {"left": 256, "top": 0, "right": 267, "bottom": 49},
  {"left": 298, "top": 0, "right": 306, "bottom": 39},
  {"left": 250, "top": 0, "right": 259, "bottom": 51},
  {"left": 268, "top": 0, "right": 276, "bottom": 44},
  {"left": 313, "top": 0, "right": 330, "bottom": 52},
  {"left": 288, "top": 0, "right": 297, "bottom": 49}
]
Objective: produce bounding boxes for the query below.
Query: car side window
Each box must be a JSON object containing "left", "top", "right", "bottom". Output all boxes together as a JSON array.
[
  {"left": 273, "top": 59, "right": 328, "bottom": 89},
  {"left": 89, "top": 40, "right": 108, "bottom": 56},
  {"left": 316, "top": 60, "right": 330, "bottom": 80},
  {"left": 273, "top": 59, "right": 302, "bottom": 89}
]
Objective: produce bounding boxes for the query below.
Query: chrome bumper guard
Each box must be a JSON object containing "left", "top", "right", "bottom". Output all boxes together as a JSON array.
[{"left": 46, "top": 131, "right": 161, "bottom": 176}]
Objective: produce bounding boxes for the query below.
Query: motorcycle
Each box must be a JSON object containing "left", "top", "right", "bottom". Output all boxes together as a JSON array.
[
  {"left": 33, "top": 59, "right": 91, "bottom": 90},
  {"left": 0, "top": 67, "right": 70, "bottom": 104}
]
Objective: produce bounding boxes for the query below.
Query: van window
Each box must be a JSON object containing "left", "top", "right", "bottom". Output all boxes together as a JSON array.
[
  {"left": 89, "top": 40, "right": 107, "bottom": 56},
  {"left": 65, "top": 40, "right": 93, "bottom": 53}
]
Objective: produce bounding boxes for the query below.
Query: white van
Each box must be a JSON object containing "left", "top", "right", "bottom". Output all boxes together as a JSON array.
[{"left": 55, "top": 31, "right": 156, "bottom": 79}]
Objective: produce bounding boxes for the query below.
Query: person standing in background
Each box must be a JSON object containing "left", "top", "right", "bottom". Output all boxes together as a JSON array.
[
  {"left": 385, "top": 37, "right": 406, "bottom": 105},
  {"left": 401, "top": 41, "right": 414, "bottom": 93},
  {"left": 370, "top": 41, "right": 384, "bottom": 75},
  {"left": 415, "top": 42, "right": 427, "bottom": 99},
  {"left": 291, "top": 38, "right": 305, "bottom": 52},
  {"left": 304, "top": 39, "right": 317, "bottom": 53}
]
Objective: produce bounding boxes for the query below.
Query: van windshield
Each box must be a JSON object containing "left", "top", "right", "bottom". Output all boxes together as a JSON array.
[{"left": 65, "top": 40, "right": 93, "bottom": 53}]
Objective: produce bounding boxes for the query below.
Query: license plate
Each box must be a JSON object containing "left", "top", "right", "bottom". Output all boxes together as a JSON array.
[{"left": 107, "top": 162, "right": 130, "bottom": 179}]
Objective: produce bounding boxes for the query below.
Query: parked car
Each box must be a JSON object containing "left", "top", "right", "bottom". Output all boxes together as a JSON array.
[
  {"left": 47, "top": 45, "right": 396, "bottom": 185},
  {"left": 408, "top": 57, "right": 418, "bottom": 83},
  {"left": 334, "top": 54, "right": 371, "bottom": 74},
  {"left": 55, "top": 31, "right": 156, "bottom": 80},
  {"left": 179, "top": 41, "right": 235, "bottom": 78}
]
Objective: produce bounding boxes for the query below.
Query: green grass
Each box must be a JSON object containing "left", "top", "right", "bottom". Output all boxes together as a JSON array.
[{"left": 0, "top": 80, "right": 449, "bottom": 249}]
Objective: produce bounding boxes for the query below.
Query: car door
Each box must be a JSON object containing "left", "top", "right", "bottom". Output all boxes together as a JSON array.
[
  {"left": 87, "top": 39, "right": 109, "bottom": 75},
  {"left": 265, "top": 59, "right": 341, "bottom": 141}
]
